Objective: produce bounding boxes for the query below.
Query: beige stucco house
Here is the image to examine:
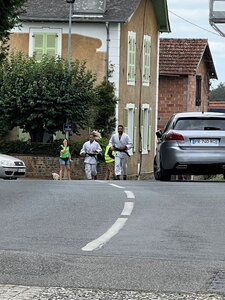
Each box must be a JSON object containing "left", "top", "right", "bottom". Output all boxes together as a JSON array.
[{"left": 8, "top": 0, "right": 170, "bottom": 178}]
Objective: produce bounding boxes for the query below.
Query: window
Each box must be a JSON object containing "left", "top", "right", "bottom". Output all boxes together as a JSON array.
[
  {"left": 196, "top": 75, "right": 202, "bottom": 106},
  {"left": 74, "top": 0, "right": 106, "bottom": 14},
  {"left": 127, "top": 32, "right": 136, "bottom": 85},
  {"left": 141, "top": 104, "right": 152, "bottom": 154},
  {"left": 124, "top": 103, "right": 136, "bottom": 155},
  {"left": 142, "top": 35, "right": 151, "bottom": 86},
  {"left": 29, "top": 28, "right": 62, "bottom": 61}
]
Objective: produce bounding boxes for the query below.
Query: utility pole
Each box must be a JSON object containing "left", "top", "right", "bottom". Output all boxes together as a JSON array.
[{"left": 65, "top": 0, "right": 75, "bottom": 139}]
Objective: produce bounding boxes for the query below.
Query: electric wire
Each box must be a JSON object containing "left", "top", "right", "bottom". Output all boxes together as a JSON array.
[{"left": 169, "top": 10, "right": 225, "bottom": 38}]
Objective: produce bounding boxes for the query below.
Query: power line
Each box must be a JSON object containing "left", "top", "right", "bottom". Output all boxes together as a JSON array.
[{"left": 169, "top": 10, "right": 225, "bottom": 38}]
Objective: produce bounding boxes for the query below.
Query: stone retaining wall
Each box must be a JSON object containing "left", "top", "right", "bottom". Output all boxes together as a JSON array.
[
  {"left": 14, "top": 155, "right": 153, "bottom": 180},
  {"left": 14, "top": 155, "right": 107, "bottom": 180}
]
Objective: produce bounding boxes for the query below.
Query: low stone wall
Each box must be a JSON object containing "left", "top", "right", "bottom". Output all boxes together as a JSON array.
[
  {"left": 14, "top": 155, "right": 153, "bottom": 180},
  {"left": 14, "top": 155, "right": 107, "bottom": 180}
]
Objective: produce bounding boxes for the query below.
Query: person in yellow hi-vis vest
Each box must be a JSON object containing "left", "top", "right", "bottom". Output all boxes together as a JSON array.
[{"left": 104, "top": 144, "right": 115, "bottom": 180}]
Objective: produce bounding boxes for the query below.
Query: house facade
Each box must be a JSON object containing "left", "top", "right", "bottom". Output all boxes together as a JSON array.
[
  {"left": 8, "top": 0, "right": 170, "bottom": 178},
  {"left": 158, "top": 38, "right": 217, "bottom": 130}
]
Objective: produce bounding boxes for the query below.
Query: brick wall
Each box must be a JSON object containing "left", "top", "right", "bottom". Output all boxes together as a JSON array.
[
  {"left": 158, "top": 76, "right": 188, "bottom": 129},
  {"left": 158, "top": 70, "right": 209, "bottom": 130}
]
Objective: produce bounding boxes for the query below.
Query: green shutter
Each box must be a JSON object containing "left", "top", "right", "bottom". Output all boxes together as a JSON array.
[
  {"left": 46, "top": 33, "right": 58, "bottom": 57},
  {"left": 142, "top": 36, "right": 151, "bottom": 85},
  {"left": 127, "top": 33, "right": 136, "bottom": 84},
  {"left": 147, "top": 108, "right": 152, "bottom": 151},
  {"left": 133, "top": 108, "right": 137, "bottom": 153},
  {"left": 33, "top": 33, "right": 45, "bottom": 61},
  {"left": 33, "top": 32, "right": 57, "bottom": 60},
  {"left": 124, "top": 107, "right": 128, "bottom": 134},
  {"left": 141, "top": 108, "right": 144, "bottom": 151}
]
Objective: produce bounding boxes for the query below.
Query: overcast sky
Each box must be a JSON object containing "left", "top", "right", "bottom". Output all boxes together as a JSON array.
[{"left": 162, "top": 0, "right": 225, "bottom": 89}]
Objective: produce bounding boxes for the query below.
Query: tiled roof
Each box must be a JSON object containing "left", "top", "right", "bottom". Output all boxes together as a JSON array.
[
  {"left": 159, "top": 38, "right": 217, "bottom": 79},
  {"left": 20, "top": 0, "right": 170, "bottom": 32},
  {"left": 20, "top": 0, "right": 141, "bottom": 23}
]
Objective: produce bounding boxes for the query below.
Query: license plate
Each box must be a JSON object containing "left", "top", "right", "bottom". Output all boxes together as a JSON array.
[
  {"left": 17, "top": 168, "right": 25, "bottom": 172},
  {"left": 190, "top": 138, "right": 219, "bottom": 146}
]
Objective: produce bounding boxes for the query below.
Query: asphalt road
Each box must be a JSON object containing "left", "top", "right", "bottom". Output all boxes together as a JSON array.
[{"left": 0, "top": 179, "right": 225, "bottom": 296}]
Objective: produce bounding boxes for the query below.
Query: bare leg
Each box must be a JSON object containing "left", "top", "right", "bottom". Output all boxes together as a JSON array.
[
  {"left": 59, "top": 165, "right": 64, "bottom": 180},
  {"left": 66, "top": 165, "right": 71, "bottom": 180}
]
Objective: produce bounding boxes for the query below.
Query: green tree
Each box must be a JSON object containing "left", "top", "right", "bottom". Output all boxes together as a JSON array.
[
  {"left": 0, "top": 0, "right": 25, "bottom": 62},
  {"left": 0, "top": 53, "right": 97, "bottom": 142},
  {"left": 209, "top": 82, "right": 225, "bottom": 101},
  {"left": 92, "top": 81, "right": 118, "bottom": 138}
]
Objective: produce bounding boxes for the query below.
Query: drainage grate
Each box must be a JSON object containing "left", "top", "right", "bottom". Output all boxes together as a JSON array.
[{"left": 208, "top": 271, "right": 225, "bottom": 293}]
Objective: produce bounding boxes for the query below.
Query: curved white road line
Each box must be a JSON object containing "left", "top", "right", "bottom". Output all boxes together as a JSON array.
[
  {"left": 82, "top": 218, "right": 128, "bottom": 251},
  {"left": 82, "top": 184, "right": 135, "bottom": 252},
  {"left": 124, "top": 190, "right": 135, "bottom": 199},
  {"left": 109, "top": 183, "right": 125, "bottom": 189},
  {"left": 121, "top": 202, "right": 134, "bottom": 216}
]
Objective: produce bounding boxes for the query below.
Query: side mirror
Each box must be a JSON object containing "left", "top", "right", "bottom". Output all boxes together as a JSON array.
[{"left": 156, "top": 130, "right": 162, "bottom": 138}]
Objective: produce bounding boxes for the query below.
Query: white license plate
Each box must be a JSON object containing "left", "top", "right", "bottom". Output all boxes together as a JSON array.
[
  {"left": 190, "top": 138, "right": 219, "bottom": 146},
  {"left": 17, "top": 168, "right": 25, "bottom": 172}
]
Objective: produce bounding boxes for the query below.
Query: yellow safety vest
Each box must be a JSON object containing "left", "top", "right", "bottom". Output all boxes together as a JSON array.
[{"left": 105, "top": 145, "right": 114, "bottom": 163}]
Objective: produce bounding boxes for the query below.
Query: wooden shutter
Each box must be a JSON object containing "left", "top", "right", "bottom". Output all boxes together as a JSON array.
[
  {"left": 46, "top": 33, "right": 58, "bottom": 57},
  {"left": 127, "top": 32, "right": 136, "bottom": 84},
  {"left": 124, "top": 107, "right": 128, "bottom": 134},
  {"left": 142, "top": 35, "right": 151, "bottom": 85},
  {"left": 147, "top": 108, "right": 152, "bottom": 151},
  {"left": 33, "top": 33, "right": 58, "bottom": 60},
  {"left": 133, "top": 107, "right": 137, "bottom": 153},
  {"left": 33, "top": 33, "right": 44, "bottom": 61}
]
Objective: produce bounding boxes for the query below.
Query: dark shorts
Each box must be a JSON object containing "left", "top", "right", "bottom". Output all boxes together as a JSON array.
[{"left": 59, "top": 158, "right": 70, "bottom": 166}]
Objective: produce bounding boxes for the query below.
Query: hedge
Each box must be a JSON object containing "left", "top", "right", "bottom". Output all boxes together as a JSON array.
[{"left": 0, "top": 138, "right": 108, "bottom": 161}]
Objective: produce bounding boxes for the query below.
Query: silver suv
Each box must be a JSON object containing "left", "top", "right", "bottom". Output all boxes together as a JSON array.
[{"left": 154, "top": 112, "right": 225, "bottom": 181}]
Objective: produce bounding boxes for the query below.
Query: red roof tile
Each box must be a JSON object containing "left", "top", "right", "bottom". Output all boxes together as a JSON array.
[{"left": 159, "top": 38, "right": 217, "bottom": 79}]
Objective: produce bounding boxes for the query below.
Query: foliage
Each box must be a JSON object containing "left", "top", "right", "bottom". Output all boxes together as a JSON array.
[
  {"left": 0, "top": 138, "right": 108, "bottom": 159},
  {"left": 0, "top": 0, "right": 25, "bottom": 62},
  {"left": 92, "top": 81, "right": 118, "bottom": 138},
  {"left": 0, "top": 53, "right": 97, "bottom": 142},
  {"left": 209, "top": 82, "right": 225, "bottom": 101}
]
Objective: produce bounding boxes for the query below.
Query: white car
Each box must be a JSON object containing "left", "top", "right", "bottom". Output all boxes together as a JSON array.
[{"left": 0, "top": 153, "right": 26, "bottom": 179}]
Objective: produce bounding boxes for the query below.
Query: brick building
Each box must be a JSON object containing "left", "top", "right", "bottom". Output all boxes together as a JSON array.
[{"left": 158, "top": 38, "right": 217, "bottom": 129}]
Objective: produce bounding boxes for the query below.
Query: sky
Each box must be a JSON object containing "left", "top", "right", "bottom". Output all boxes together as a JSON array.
[{"left": 162, "top": 0, "right": 225, "bottom": 89}]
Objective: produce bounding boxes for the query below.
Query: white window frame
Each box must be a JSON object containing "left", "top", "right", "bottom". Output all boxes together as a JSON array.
[
  {"left": 127, "top": 31, "right": 136, "bottom": 86},
  {"left": 142, "top": 35, "right": 151, "bottom": 86},
  {"left": 29, "top": 27, "right": 62, "bottom": 58},
  {"left": 141, "top": 104, "right": 151, "bottom": 154},
  {"left": 124, "top": 103, "right": 135, "bottom": 156}
]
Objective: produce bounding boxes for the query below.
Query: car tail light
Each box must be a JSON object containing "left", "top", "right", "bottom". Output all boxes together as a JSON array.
[{"left": 165, "top": 131, "right": 184, "bottom": 141}]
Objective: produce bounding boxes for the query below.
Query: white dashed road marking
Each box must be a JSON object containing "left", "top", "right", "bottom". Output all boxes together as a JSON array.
[
  {"left": 124, "top": 190, "right": 135, "bottom": 198},
  {"left": 82, "top": 218, "right": 128, "bottom": 251},
  {"left": 82, "top": 184, "right": 135, "bottom": 251},
  {"left": 121, "top": 202, "right": 134, "bottom": 216},
  {"left": 109, "top": 183, "right": 125, "bottom": 189}
]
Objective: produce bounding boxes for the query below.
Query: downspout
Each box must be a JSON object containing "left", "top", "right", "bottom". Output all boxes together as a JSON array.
[
  {"left": 154, "top": 33, "right": 160, "bottom": 153},
  {"left": 105, "top": 22, "right": 110, "bottom": 82}
]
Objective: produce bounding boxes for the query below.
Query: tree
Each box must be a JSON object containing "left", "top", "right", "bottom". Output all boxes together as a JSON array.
[
  {"left": 0, "top": 53, "right": 97, "bottom": 142},
  {"left": 209, "top": 82, "right": 225, "bottom": 101},
  {"left": 0, "top": 0, "right": 25, "bottom": 62},
  {"left": 92, "top": 80, "right": 118, "bottom": 138}
]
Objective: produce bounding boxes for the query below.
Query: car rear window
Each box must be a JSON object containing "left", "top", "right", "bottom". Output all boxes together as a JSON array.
[{"left": 174, "top": 118, "right": 225, "bottom": 130}]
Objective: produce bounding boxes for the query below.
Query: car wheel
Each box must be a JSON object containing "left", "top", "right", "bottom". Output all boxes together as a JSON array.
[
  {"left": 153, "top": 157, "right": 160, "bottom": 180},
  {"left": 159, "top": 162, "right": 171, "bottom": 181}
]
